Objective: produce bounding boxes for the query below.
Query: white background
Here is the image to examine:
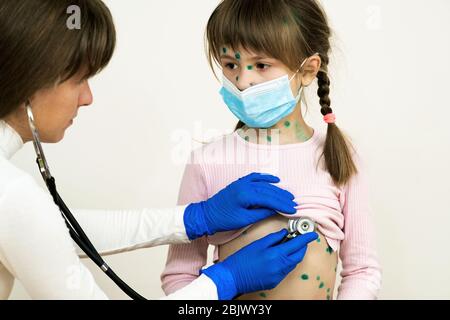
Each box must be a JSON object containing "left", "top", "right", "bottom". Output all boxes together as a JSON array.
[{"left": 8, "top": 0, "right": 450, "bottom": 299}]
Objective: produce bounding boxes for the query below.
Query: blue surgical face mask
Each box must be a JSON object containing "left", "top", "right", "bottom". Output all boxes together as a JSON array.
[{"left": 219, "top": 57, "right": 311, "bottom": 128}]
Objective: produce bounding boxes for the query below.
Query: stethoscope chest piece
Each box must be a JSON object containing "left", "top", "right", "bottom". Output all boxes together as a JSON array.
[{"left": 286, "top": 217, "right": 315, "bottom": 239}]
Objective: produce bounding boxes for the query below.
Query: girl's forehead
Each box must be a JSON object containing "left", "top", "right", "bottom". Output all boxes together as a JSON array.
[{"left": 221, "top": 45, "right": 272, "bottom": 59}]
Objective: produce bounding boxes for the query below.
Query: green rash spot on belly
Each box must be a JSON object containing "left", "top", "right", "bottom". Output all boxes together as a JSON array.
[
  {"left": 259, "top": 292, "right": 267, "bottom": 298},
  {"left": 300, "top": 274, "right": 309, "bottom": 280},
  {"left": 235, "top": 52, "right": 241, "bottom": 60},
  {"left": 267, "top": 136, "right": 272, "bottom": 143},
  {"left": 319, "top": 282, "right": 324, "bottom": 289},
  {"left": 316, "top": 276, "right": 320, "bottom": 281}
]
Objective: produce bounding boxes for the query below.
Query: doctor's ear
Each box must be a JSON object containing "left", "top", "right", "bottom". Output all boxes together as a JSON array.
[{"left": 299, "top": 55, "right": 322, "bottom": 87}]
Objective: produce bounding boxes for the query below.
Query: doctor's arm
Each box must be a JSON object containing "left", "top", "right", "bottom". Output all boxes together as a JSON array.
[
  {"left": 0, "top": 176, "right": 108, "bottom": 299},
  {"left": 72, "top": 172, "right": 299, "bottom": 257}
]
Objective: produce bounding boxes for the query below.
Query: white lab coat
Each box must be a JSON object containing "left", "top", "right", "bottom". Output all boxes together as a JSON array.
[{"left": 0, "top": 120, "right": 217, "bottom": 300}]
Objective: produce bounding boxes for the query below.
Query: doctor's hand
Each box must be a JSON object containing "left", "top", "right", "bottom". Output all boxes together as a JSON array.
[
  {"left": 183, "top": 172, "right": 297, "bottom": 240},
  {"left": 201, "top": 229, "right": 318, "bottom": 300}
]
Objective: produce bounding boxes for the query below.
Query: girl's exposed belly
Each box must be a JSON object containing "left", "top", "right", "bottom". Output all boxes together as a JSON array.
[{"left": 218, "top": 215, "right": 338, "bottom": 300}]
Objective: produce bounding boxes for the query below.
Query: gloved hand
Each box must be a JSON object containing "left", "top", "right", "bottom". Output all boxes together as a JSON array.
[
  {"left": 201, "top": 229, "right": 318, "bottom": 300},
  {"left": 183, "top": 172, "right": 297, "bottom": 240}
]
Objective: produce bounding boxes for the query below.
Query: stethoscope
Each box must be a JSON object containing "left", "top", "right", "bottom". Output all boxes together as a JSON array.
[
  {"left": 25, "top": 101, "right": 315, "bottom": 299},
  {"left": 26, "top": 102, "right": 147, "bottom": 300}
]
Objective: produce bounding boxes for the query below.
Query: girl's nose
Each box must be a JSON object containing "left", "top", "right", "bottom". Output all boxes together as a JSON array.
[
  {"left": 236, "top": 70, "right": 258, "bottom": 91},
  {"left": 79, "top": 81, "right": 93, "bottom": 108}
]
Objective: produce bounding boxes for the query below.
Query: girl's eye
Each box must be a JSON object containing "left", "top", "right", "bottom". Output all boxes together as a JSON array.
[
  {"left": 256, "top": 63, "right": 270, "bottom": 70},
  {"left": 224, "top": 62, "right": 238, "bottom": 70}
]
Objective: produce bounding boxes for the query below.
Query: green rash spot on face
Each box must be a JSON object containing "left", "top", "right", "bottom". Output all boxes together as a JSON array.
[
  {"left": 319, "top": 282, "right": 324, "bottom": 289},
  {"left": 259, "top": 292, "right": 267, "bottom": 298},
  {"left": 247, "top": 65, "right": 253, "bottom": 70},
  {"left": 316, "top": 276, "right": 320, "bottom": 281},
  {"left": 222, "top": 47, "right": 227, "bottom": 54},
  {"left": 300, "top": 274, "right": 309, "bottom": 280},
  {"left": 235, "top": 52, "right": 241, "bottom": 60},
  {"left": 284, "top": 121, "right": 291, "bottom": 128}
]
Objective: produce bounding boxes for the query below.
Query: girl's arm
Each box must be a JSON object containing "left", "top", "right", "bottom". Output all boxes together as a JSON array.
[
  {"left": 337, "top": 153, "right": 382, "bottom": 299},
  {"left": 161, "top": 158, "right": 211, "bottom": 295}
]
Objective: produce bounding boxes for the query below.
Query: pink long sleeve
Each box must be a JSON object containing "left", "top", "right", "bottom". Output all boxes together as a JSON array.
[
  {"left": 160, "top": 159, "right": 210, "bottom": 295},
  {"left": 337, "top": 154, "right": 382, "bottom": 299},
  {"left": 160, "top": 130, "right": 382, "bottom": 298}
]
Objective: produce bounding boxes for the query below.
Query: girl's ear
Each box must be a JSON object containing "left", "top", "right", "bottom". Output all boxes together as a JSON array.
[{"left": 300, "top": 55, "right": 322, "bottom": 87}]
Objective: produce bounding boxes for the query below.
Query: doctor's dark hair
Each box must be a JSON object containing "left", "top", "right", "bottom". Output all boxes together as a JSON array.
[
  {"left": 0, "top": 0, "right": 116, "bottom": 119},
  {"left": 205, "top": 0, "right": 357, "bottom": 187}
]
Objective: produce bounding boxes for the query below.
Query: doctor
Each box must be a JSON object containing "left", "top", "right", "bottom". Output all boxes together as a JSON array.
[{"left": 0, "top": 0, "right": 318, "bottom": 300}]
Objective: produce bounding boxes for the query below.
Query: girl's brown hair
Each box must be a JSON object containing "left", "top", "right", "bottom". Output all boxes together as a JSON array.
[
  {"left": 205, "top": 0, "right": 357, "bottom": 186},
  {"left": 0, "top": 0, "right": 116, "bottom": 119}
]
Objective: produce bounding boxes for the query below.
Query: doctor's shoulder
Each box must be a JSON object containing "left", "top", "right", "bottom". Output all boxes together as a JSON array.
[{"left": 0, "top": 158, "right": 50, "bottom": 206}]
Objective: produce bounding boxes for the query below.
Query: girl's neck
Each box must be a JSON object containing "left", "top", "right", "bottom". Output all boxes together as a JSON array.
[{"left": 238, "top": 104, "right": 314, "bottom": 145}]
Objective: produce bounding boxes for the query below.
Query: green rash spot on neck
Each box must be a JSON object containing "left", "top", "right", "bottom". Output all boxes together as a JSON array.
[
  {"left": 235, "top": 52, "right": 241, "bottom": 60},
  {"left": 247, "top": 65, "right": 253, "bottom": 70},
  {"left": 284, "top": 120, "right": 291, "bottom": 128},
  {"left": 326, "top": 246, "right": 333, "bottom": 254},
  {"left": 294, "top": 122, "right": 309, "bottom": 141},
  {"left": 300, "top": 274, "right": 309, "bottom": 280},
  {"left": 316, "top": 237, "right": 321, "bottom": 243},
  {"left": 267, "top": 136, "right": 272, "bottom": 143},
  {"left": 259, "top": 292, "right": 267, "bottom": 298},
  {"left": 319, "top": 282, "right": 324, "bottom": 289}
]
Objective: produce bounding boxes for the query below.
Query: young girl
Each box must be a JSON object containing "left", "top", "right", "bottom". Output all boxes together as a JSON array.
[{"left": 161, "top": 0, "right": 382, "bottom": 300}]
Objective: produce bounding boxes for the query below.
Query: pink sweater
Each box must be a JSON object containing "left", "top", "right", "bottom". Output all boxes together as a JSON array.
[{"left": 161, "top": 129, "right": 382, "bottom": 299}]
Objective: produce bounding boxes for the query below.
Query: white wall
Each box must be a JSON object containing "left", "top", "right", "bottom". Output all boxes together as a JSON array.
[{"left": 8, "top": 0, "right": 450, "bottom": 299}]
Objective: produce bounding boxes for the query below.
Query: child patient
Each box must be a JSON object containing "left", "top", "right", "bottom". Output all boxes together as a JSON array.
[{"left": 161, "top": 0, "right": 381, "bottom": 300}]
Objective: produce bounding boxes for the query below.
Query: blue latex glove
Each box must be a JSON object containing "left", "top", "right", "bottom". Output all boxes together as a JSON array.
[
  {"left": 183, "top": 172, "right": 297, "bottom": 240},
  {"left": 201, "top": 229, "right": 319, "bottom": 300}
]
